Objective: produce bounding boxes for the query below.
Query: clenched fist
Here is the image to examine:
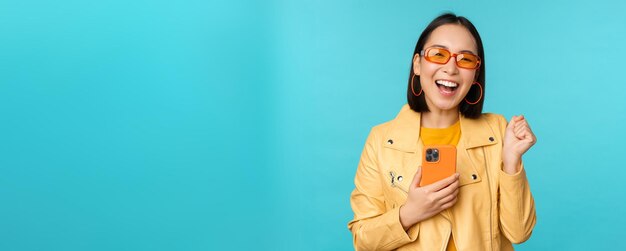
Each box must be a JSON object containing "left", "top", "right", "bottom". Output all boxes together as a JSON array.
[{"left": 502, "top": 115, "right": 537, "bottom": 174}]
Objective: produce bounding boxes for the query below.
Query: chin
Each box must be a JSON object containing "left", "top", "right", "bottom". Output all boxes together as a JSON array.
[{"left": 432, "top": 101, "right": 461, "bottom": 111}]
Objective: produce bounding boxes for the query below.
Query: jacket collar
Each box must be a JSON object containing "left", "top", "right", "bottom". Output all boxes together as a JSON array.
[{"left": 383, "top": 104, "right": 498, "bottom": 152}]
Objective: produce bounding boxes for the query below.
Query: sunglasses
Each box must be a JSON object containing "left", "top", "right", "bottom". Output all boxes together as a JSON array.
[{"left": 420, "top": 47, "right": 481, "bottom": 69}]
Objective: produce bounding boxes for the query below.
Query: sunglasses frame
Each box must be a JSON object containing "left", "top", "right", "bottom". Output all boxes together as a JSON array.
[{"left": 420, "top": 47, "right": 482, "bottom": 70}]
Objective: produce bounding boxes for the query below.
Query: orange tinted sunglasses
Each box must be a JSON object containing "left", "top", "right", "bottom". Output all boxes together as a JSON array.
[{"left": 420, "top": 47, "right": 481, "bottom": 69}]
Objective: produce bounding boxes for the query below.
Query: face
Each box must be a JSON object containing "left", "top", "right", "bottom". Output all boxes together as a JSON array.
[{"left": 413, "top": 24, "right": 479, "bottom": 112}]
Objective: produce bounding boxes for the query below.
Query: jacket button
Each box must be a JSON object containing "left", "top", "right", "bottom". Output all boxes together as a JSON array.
[
  {"left": 387, "top": 139, "right": 393, "bottom": 144},
  {"left": 489, "top": 137, "right": 494, "bottom": 142},
  {"left": 472, "top": 174, "right": 478, "bottom": 180},
  {"left": 397, "top": 176, "right": 403, "bottom": 182}
]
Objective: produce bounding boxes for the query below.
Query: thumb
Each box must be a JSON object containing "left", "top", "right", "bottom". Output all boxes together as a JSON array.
[
  {"left": 410, "top": 166, "right": 422, "bottom": 188},
  {"left": 506, "top": 116, "right": 518, "bottom": 133}
]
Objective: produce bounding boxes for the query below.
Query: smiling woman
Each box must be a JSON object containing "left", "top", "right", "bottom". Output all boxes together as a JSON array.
[
  {"left": 408, "top": 15, "right": 485, "bottom": 119},
  {"left": 348, "top": 13, "right": 537, "bottom": 251}
]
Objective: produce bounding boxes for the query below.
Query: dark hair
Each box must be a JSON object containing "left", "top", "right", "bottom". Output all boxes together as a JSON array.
[{"left": 407, "top": 13, "right": 485, "bottom": 119}]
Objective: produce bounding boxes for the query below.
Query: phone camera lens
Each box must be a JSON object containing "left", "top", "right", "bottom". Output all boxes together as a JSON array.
[
  {"left": 426, "top": 156, "right": 432, "bottom": 162},
  {"left": 426, "top": 149, "right": 433, "bottom": 154}
]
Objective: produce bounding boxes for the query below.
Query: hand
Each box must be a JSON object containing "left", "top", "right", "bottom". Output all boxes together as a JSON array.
[
  {"left": 502, "top": 115, "right": 537, "bottom": 174},
  {"left": 399, "top": 167, "right": 460, "bottom": 231}
]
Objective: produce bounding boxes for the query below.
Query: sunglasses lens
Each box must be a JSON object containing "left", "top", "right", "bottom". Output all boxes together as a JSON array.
[
  {"left": 424, "top": 48, "right": 480, "bottom": 69},
  {"left": 457, "top": 54, "right": 480, "bottom": 69},
  {"left": 426, "top": 48, "right": 451, "bottom": 64}
]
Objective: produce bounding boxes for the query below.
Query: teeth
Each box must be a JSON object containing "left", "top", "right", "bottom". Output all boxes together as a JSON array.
[{"left": 436, "top": 80, "right": 459, "bottom": 88}]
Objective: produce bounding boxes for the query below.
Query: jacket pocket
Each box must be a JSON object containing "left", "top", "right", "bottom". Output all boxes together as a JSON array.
[
  {"left": 380, "top": 149, "right": 416, "bottom": 208},
  {"left": 383, "top": 169, "right": 409, "bottom": 210}
]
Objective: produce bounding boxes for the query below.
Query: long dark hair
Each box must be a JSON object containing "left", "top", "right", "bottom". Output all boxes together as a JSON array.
[{"left": 407, "top": 13, "right": 485, "bottom": 119}]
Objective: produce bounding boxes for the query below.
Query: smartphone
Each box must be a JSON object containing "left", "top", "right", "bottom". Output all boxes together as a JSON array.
[{"left": 420, "top": 145, "right": 457, "bottom": 187}]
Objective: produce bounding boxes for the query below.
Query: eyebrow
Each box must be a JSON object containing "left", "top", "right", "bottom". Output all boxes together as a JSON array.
[{"left": 430, "top": 44, "right": 477, "bottom": 55}]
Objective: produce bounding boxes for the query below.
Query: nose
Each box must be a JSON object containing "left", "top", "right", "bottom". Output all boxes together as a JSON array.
[{"left": 441, "top": 56, "right": 459, "bottom": 75}]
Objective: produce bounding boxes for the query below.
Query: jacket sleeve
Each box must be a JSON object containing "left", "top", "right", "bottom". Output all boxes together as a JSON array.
[
  {"left": 496, "top": 115, "right": 537, "bottom": 243},
  {"left": 347, "top": 127, "right": 419, "bottom": 251}
]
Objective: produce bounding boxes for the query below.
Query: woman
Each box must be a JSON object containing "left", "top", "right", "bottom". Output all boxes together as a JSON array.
[{"left": 347, "top": 13, "right": 537, "bottom": 251}]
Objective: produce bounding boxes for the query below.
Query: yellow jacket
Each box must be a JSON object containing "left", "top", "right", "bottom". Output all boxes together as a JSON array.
[{"left": 348, "top": 104, "right": 536, "bottom": 251}]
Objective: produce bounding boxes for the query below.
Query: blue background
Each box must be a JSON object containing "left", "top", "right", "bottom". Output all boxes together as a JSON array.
[{"left": 2, "top": 0, "right": 625, "bottom": 250}]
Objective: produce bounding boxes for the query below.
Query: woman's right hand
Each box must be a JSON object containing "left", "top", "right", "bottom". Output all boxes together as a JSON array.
[{"left": 399, "top": 167, "right": 460, "bottom": 231}]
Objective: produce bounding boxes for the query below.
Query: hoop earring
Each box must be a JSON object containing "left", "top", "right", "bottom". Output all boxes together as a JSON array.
[
  {"left": 411, "top": 74, "right": 422, "bottom": 96},
  {"left": 465, "top": 82, "right": 483, "bottom": 105}
]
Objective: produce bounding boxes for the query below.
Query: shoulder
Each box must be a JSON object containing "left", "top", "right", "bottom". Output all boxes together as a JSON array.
[
  {"left": 371, "top": 118, "right": 394, "bottom": 134},
  {"left": 478, "top": 113, "right": 508, "bottom": 136},
  {"left": 364, "top": 105, "right": 412, "bottom": 146},
  {"left": 461, "top": 112, "right": 507, "bottom": 130},
  {"left": 480, "top": 113, "right": 507, "bottom": 126},
  {"left": 365, "top": 121, "right": 392, "bottom": 145}
]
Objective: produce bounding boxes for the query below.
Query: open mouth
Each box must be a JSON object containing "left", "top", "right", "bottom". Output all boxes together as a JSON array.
[{"left": 435, "top": 80, "right": 459, "bottom": 95}]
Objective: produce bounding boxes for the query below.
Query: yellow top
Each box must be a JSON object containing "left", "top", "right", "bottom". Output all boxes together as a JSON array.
[
  {"left": 420, "top": 119, "right": 461, "bottom": 251},
  {"left": 420, "top": 119, "right": 461, "bottom": 146}
]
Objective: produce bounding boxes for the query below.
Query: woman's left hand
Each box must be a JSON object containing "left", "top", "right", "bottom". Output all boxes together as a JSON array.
[{"left": 502, "top": 115, "right": 537, "bottom": 174}]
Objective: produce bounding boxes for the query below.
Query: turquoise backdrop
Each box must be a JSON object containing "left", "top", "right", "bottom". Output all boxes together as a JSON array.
[{"left": 2, "top": 0, "right": 625, "bottom": 250}]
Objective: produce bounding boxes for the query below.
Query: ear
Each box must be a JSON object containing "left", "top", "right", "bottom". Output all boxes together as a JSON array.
[{"left": 412, "top": 53, "right": 421, "bottom": 76}]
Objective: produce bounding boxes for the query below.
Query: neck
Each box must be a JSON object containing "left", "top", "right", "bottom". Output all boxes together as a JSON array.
[{"left": 421, "top": 108, "right": 460, "bottom": 128}]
